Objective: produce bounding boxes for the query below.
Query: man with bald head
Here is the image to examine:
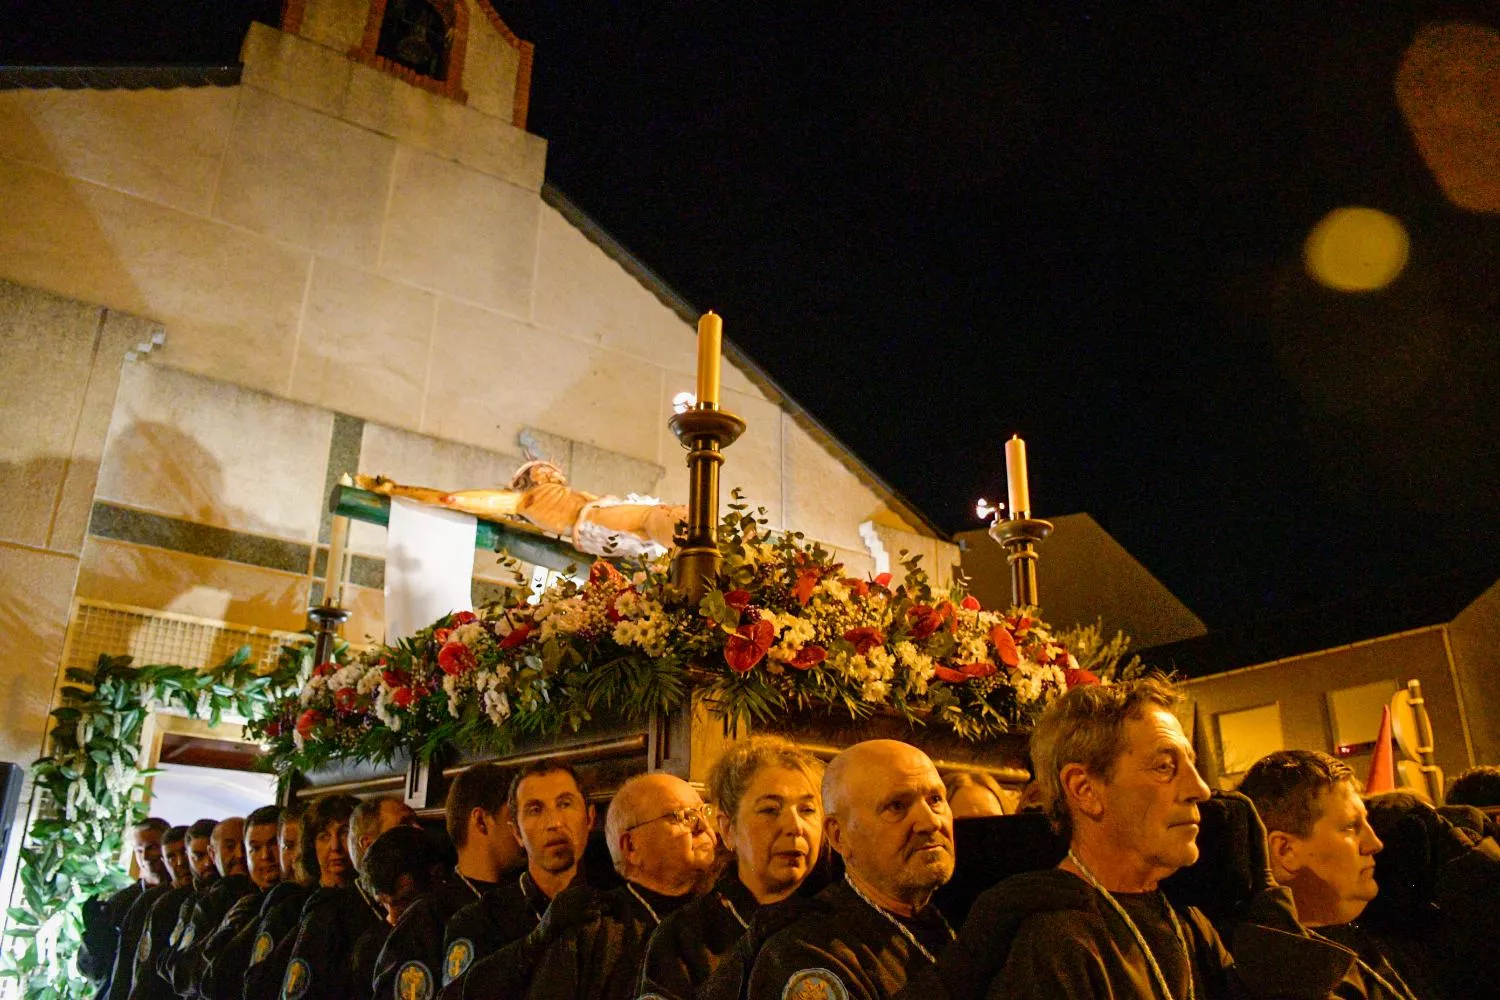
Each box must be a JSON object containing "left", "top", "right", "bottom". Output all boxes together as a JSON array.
[
  {"left": 464, "top": 771, "right": 717, "bottom": 999},
  {"left": 747, "top": 739, "right": 956, "bottom": 1000},
  {"left": 166, "top": 817, "right": 259, "bottom": 995}
]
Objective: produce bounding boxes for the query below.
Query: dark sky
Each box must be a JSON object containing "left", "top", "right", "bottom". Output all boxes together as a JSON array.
[
  {"left": 501, "top": 2, "right": 1500, "bottom": 627},
  {"left": 6, "top": 1, "right": 1498, "bottom": 628}
]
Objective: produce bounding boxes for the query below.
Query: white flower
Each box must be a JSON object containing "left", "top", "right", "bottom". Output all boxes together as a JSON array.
[{"left": 451, "top": 622, "right": 485, "bottom": 646}]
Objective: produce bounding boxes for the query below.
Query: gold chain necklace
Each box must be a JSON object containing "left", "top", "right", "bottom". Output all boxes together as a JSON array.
[
  {"left": 842, "top": 874, "right": 954, "bottom": 965},
  {"left": 1066, "top": 851, "right": 1195, "bottom": 1000}
]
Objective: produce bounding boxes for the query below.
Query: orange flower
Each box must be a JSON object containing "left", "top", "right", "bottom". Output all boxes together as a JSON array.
[
  {"left": 989, "top": 625, "right": 1020, "bottom": 667},
  {"left": 794, "top": 568, "right": 821, "bottom": 605},
  {"left": 961, "top": 595, "right": 981, "bottom": 611},
  {"left": 295, "top": 709, "right": 323, "bottom": 740},
  {"left": 1064, "top": 668, "right": 1101, "bottom": 688}
]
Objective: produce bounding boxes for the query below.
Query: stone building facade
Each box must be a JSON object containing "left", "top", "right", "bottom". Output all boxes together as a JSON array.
[{"left": 0, "top": 3, "right": 955, "bottom": 915}]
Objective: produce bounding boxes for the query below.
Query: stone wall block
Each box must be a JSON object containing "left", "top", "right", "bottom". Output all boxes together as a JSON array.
[
  {"left": 291, "top": 258, "right": 435, "bottom": 427},
  {"left": 240, "top": 21, "right": 353, "bottom": 119},
  {"left": 351, "top": 421, "right": 524, "bottom": 557},
  {"left": 568, "top": 440, "right": 666, "bottom": 500},
  {"left": 0, "top": 86, "right": 238, "bottom": 215},
  {"left": 0, "top": 157, "right": 315, "bottom": 396},
  {"left": 534, "top": 204, "right": 687, "bottom": 362},
  {"left": 214, "top": 88, "right": 395, "bottom": 266},
  {"left": 342, "top": 62, "right": 465, "bottom": 161},
  {"left": 49, "top": 313, "right": 164, "bottom": 556},
  {"left": 75, "top": 537, "right": 313, "bottom": 634},
  {"left": 456, "top": 109, "right": 547, "bottom": 191},
  {"left": 424, "top": 299, "right": 662, "bottom": 463},
  {"left": 0, "top": 283, "right": 100, "bottom": 548},
  {"left": 783, "top": 416, "right": 893, "bottom": 554},
  {"left": 0, "top": 543, "right": 79, "bottom": 806},
  {"left": 97, "top": 364, "right": 333, "bottom": 543},
  {"left": 381, "top": 150, "right": 540, "bottom": 316},
  {"left": 461, "top": 10, "right": 521, "bottom": 123},
  {"left": 296, "top": 0, "right": 370, "bottom": 53}
]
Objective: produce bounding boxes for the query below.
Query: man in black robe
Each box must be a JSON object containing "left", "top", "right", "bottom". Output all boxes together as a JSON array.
[
  {"left": 235, "top": 802, "right": 315, "bottom": 1000},
  {"left": 1239, "top": 752, "right": 1443, "bottom": 1000},
  {"left": 80, "top": 817, "right": 172, "bottom": 995},
  {"left": 167, "top": 817, "right": 260, "bottom": 996},
  {"left": 641, "top": 736, "right": 827, "bottom": 1000},
  {"left": 280, "top": 795, "right": 417, "bottom": 1000},
  {"left": 915, "top": 678, "right": 1352, "bottom": 1000},
  {"left": 132, "top": 818, "right": 219, "bottom": 1000},
  {"left": 371, "top": 763, "right": 520, "bottom": 999},
  {"left": 439, "top": 761, "right": 597, "bottom": 996},
  {"left": 190, "top": 806, "right": 284, "bottom": 998},
  {"left": 745, "top": 739, "right": 956, "bottom": 1000},
  {"left": 462, "top": 771, "right": 718, "bottom": 1000},
  {"left": 108, "top": 824, "right": 188, "bottom": 1000}
]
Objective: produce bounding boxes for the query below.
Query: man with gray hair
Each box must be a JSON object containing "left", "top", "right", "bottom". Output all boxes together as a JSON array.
[
  {"left": 919, "top": 677, "right": 1353, "bottom": 1000},
  {"left": 464, "top": 771, "right": 717, "bottom": 999},
  {"left": 746, "top": 739, "right": 957, "bottom": 1000}
]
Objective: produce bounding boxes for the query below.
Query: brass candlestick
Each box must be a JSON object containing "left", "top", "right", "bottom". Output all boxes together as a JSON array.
[
  {"left": 668, "top": 406, "right": 745, "bottom": 603},
  {"left": 307, "top": 601, "right": 350, "bottom": 668},
  {"left": 989, "top": 516, "right": 1053, "bottom": 608}
]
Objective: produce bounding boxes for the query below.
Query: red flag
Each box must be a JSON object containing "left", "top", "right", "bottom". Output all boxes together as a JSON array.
[{"left": 1365, "top": 705, "right": 1396, "bottom": 794}]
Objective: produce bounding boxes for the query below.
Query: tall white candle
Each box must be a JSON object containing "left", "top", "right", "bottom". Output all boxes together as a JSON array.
[
  {"left": 1005, "top": 435, "right": 1030, "bottom": 519},
  {"left": 324, "top": 514, "right": 350, "bottom": 606}
]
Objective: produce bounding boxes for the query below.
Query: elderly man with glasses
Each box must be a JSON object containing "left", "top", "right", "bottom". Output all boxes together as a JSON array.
[{"left": 463, "top": 771, "right": 718, "bottom": 1000}]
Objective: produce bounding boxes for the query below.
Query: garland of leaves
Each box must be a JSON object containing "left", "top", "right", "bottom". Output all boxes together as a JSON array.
[{"left": 0, "top": 641, "right": 323, "bottom": 1000}]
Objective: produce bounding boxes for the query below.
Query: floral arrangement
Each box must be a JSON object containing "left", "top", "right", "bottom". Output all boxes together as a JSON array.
[{"left": 251, "top": 497, "right": 1119, "bottom": 774}]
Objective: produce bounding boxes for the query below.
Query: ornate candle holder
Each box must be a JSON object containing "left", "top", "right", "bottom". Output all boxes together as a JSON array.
[
  {"left": 667, "top": 406, "right": 746, "bottom": 603},
  {"left": 988, "top": 516, "right": 1054, "bottom": 608}
]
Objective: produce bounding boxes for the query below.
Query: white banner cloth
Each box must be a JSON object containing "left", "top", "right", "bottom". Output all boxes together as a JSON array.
[{"left": 384, "top": 497, "right": 477, "bottom": 644}]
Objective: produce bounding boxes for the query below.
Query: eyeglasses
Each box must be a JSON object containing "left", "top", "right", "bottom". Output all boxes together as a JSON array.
[{"left": 625, "top": 803, "right": 714, "bottom": 833}]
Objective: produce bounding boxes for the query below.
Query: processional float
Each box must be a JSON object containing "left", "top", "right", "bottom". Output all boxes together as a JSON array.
[{"left": 293, "top": 313, "right": 1048, "bottom": 810}]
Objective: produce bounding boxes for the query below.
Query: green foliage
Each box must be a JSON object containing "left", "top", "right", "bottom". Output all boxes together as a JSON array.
[
  {"left": 1055, "top": 618, "right": 1146, "bottom": 681},
  {"left": 0, "top": 644, "right": 308, "bottom": 999}
]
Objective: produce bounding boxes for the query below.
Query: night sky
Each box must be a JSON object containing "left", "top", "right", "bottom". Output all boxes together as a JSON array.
[{"left": 5, "top": 2, "right": 1498, "bottom": 628}]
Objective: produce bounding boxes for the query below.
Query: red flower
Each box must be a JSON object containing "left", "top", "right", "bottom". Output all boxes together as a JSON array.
[
  {"left": 333, "top": 687, "right": 358, "bottom": 713},
  {"left": 842, "top": 627, "right": 886, "bottom": 656},
  {"left": 723, "top": 589, "right": 752, "bottom": 612},
  {"left": 497, "top": 622, "right": 533, "bottom": 649},
  {"left": 793, "top": 568, "right": 821, "bottom": 606},
  {"left": 433, "top": 628, "right": 452, "bottom": 643},
  {"left": 842, "top": 578, "right": 869, "bottom": 599},
  {"left": 313, "top": 661, "right": 336, "bottom": 678},
  {"left": 789, "top": 645, "right": 828, "bottom": 670},
  {"left": 961, "top": 595, "right": 981, "bottom": 611},
  {"left": 989, "top": 625, "right": 1021, "bottom": 667},
  {"left": 382, "top": 669, "right": 407, "bottom": 688},
  {"left": 437, "top": 641, "right": 477, "bottom": 675},
  {"left": 390, "top": 686, "right": 415, "bottom": 708},
  {"left": 263, "top": 720, "right": 281, "bottom": 738},
  {"left": 451, "top": 611, "right": 478, "bottom": 625},
  {"left": 907, "top": 605, "right": 946, "bottom": 641},
  {"left": 295, "top": 709, "right": 323, "bottom": 740},
  {"left": 934, "top": 662, "right": 996, "bottom": 684},
  {"left": 874, "top": 573, "right": 893, "bottom": 588},
  {"left": 1064, "top": 668, "right": 1101, "bottom": 688},
  {"left": 725, "top": 618, "right": 776, "bottom": 673}
]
